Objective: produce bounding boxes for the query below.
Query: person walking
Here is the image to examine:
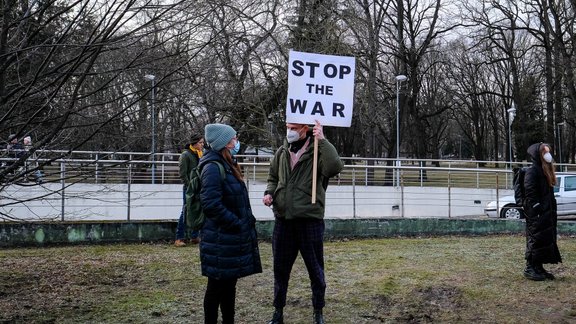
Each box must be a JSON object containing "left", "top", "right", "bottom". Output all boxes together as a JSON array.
[
  {"left": 199, "top": 123, "right": 262, "bottom": 324},
  {"left": 174, "top": 133, "right": 204, "bottom": 247},
  {"left": 263, "top": 120, "right": 344, "bottom": 324},
  {"left": 522, "top": 142, "right": 562, "bottom": 281}
]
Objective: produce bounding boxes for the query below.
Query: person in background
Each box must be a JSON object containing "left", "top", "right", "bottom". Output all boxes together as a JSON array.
[
  {"left": 5, "top": 134, "right": 25, "bottom": 173},
  {"left": 6, "top": 134, "right": 24, "bottom": 157},
  {"left": 174, "top": 133, "right": 204, "bottom": 247},
  {"left": 23, "top": 136, "right": 43, "bottom": 183},
  {"left": 522, "top": 142, "right": 562, "bottom": 281},
  {"left": 263, "top": 120, "right": 344, "bottom": 324},
  {"left": 199, "top": 123, "right": 262, "bottom": 324}
]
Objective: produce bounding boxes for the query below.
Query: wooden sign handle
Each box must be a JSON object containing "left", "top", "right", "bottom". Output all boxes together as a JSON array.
[{"left": 312, "top": 136, "right": 318, "bottom": 204}]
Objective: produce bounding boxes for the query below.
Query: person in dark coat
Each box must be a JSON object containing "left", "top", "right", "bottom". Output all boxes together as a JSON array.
[
  {"left": 522, "top": 142, "right": 562, "bottom": 281},
  {"left": 174, "top": 132, "right": 204, "bottom": 247},
  {"left": 199, "top": 123, "right": 262, "bottom": 324}
]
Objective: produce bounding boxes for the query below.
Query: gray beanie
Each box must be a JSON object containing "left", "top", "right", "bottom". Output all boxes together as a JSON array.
[{"left": 205, "top": 123, "right": 236, "bottom": 151}]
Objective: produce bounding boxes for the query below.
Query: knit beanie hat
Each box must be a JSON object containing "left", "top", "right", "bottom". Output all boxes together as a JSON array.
[{"left": 205, "top": 123, "right": 236, "bottom": 151}]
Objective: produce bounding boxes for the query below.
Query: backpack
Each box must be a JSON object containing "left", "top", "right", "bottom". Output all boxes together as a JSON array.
[
  {"left": 185, "top": 161, "right": 226, "bottom": 231},
  {"left": 513, "top": 167, "right": 527, "bottom": 205}
]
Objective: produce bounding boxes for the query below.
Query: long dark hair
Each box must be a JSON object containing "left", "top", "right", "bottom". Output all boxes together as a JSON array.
[
  {"left": 221, "top": 149, "right": 243, "bottom": 181},
  {"left": 540, "top": 144, "right": 556, "bottom": 187}
]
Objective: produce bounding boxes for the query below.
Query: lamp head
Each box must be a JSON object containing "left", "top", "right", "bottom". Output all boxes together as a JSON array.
[
  {"left": 395, "top": 75, "right": 408, "bottom": 82},
  {"left": 144, "top": 74, "right": 156, "bottom": 81}
]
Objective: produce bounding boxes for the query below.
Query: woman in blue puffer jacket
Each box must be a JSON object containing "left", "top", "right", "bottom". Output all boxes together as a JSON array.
[{"left": 199, "top": 123, "right": 262, "bottom": 324}]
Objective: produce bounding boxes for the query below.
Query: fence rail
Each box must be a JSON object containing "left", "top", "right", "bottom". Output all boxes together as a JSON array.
[{"left": 1, "top": 150, "right": 575, "bottom": 222}]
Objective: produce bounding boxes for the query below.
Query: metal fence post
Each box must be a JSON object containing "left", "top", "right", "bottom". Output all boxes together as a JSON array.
[
  {"left": 352, "top": 167, "right": 356, "bottom": 218},
  {"left": 95, "top": 153, "right": 99, "bottom": 184},
  {"left": 400, "top": 169, "right": 405, "bottom": 217},
  {"left": 496, "top": 173, "right": 500, "bottom": 217},
  {"left": 127, "top": 158, "right": 132, "bottom": 221},
  {"left": 477, "top": 162, "right": 480, "bottom": 188},
  {"left": 448, "top": 171, "right": 452, "bottom": 218},
  {"left": 365, "top": 161, "right": 368, "bottom": 186},
  {"left": 420, "top": 161, "right": 424, "bottom": 186},
  {"left": 252, "top": 156, "right": 256, "bottom": 183},
  {"left": 61, "top": 162, "right": 66, "bottom": 221},
  {"left": 161, "top": 155, "right": 165, "bottom": 184}
]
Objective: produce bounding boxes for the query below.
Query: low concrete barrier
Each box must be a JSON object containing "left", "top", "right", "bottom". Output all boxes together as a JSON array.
[{"left": 2, "top": 218, "right": 576, "bottom": 247}]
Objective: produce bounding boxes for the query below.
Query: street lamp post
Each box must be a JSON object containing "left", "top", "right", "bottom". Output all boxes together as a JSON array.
[
  {"left": 557, "top": 121, "right": 565, "bottom": 170},
  {"left": 458, "top": 135, "right": 462, "bottom": 159},
  {"left": 144, "top": 74, "right": 156, "bottom": 184},
  {"left": 395, "top": 74, "right": 408, "bottom": 187},
  {"left": 507, "top": 104, "right": 516, "bottom": 168}
]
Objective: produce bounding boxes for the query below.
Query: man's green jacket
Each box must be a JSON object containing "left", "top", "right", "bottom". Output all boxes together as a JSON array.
[{"left": 266, "top": 137, "right": 344, "bottom": 220}]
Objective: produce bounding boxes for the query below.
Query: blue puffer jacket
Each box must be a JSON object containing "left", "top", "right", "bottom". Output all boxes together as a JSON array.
[{"left": 198, "top": 149, "right": 262, "bottom": 280}]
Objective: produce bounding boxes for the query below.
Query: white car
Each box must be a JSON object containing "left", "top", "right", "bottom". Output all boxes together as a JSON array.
[{"left": 485, "top": 174, "right": 576, "bottom": 219}]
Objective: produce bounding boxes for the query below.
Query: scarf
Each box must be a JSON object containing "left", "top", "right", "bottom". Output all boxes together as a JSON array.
[{"left": 189, "top": 145, "right": 203, "bottom": 158}]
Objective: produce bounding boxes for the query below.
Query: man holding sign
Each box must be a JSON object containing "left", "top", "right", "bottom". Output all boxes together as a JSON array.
[
  {"left": 264, "top": 50, "right": 352, "bottom": 324},
  {"left": 263, "top": 120, "right": 343, "bottom": 324}
]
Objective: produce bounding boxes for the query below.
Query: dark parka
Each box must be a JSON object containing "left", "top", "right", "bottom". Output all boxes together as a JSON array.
[
  {"left": 198, "top": 149, "right": 262, "bottom": 280},
  {"left": 266, "top": 135, "right": 344, "bottom": 220},
  {"left": 523, "top": 143, "right": 562, "bottom": 264}
]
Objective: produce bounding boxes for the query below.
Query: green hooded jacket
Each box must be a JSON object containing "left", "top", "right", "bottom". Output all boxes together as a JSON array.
[
  {"left": 178, "top": 148, "right": 199, "bottom": 187},
  {"left": 266, "top": 137, "right": 344, "bottom": 220}
]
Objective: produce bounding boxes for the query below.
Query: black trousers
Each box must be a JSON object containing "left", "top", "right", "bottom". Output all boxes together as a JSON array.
[
  {"left": 204, "top": 277, "right": 238, "bottom": 324},
  {"left": 272, "top": 218, "right": 326, "bottom": 310}
]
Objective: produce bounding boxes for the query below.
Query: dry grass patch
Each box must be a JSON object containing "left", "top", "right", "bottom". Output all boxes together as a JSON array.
[{"left": 0, "top": 235, "right": 575, "bottom": 323}]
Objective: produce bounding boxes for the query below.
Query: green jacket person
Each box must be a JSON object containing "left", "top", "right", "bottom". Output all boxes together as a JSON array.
[{"left": 263, "top": 120, "right": 343, "bottom": 324}]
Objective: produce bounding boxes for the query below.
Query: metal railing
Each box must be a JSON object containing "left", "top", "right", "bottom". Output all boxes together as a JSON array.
[
  {"left": 0, "top": 149, "right": 537, "bottom": 184},
  {"left": 1, "top": 150, "right": 574, "bottom": 221}
]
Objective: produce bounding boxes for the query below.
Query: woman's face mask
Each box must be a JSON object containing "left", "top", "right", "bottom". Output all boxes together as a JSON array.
[
  {"left": 229, "top": 140, "right": 240, "bottom": 156},
  {"left": 543, "top": 152, "right": 553, "bottom": 163},
  {"left": 286, "top": 129, "right": 301, "bottom": 143}
]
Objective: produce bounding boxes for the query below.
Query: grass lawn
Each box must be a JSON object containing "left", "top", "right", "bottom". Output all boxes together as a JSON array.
[{"left": 1, "top": 235, "right": 575, "bottom": 323}]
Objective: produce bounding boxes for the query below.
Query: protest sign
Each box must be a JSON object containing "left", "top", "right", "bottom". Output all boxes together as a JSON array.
[{"left": 286, "top": 50, "right": 355, "bottom": 127}]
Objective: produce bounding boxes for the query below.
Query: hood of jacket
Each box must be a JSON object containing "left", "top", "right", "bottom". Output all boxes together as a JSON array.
[{"left": 527, "top": 143, "right": 543, "bottom": 166}]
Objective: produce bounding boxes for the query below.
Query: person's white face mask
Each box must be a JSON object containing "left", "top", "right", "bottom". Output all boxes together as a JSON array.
[
  {"left": 286, "top": 129, "right": 301, "bottom": 143},
  {"left": 543, "top": 152, "right": 553, "bottom": 163}
]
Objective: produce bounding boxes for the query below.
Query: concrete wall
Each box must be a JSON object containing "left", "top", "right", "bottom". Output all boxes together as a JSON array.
[
  {"left": 0, "top": 183, "right": 509, "bottom": 221},
  {"left": 2, "top": 219, "right": 576, "bottom": 247}
]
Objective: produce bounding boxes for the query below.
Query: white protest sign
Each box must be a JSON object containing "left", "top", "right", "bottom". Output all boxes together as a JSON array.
[{"left": 286, "top": 50, "right": 355, "bottom": 127}]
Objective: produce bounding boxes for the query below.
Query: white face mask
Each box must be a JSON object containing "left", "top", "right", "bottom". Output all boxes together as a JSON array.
[
  {"left": 543, "top": 152, "right": 553, "bottom": 163},
  {"left": 286, "top": 129, "right": 301, "bottom": 143}
]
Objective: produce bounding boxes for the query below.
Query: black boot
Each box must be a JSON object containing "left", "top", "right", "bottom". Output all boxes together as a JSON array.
[
  {"left": 267, "top": 308, "right": 283, "bottom": 324},
  {"left": 535, "top": 263, "right": 555, "bottom": 280},
  {"left": 314, "top": 309, "right": 324, "bottom": 324},
  {"left": 524, "top": 261, "right": 546, "bottom": 281}
]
